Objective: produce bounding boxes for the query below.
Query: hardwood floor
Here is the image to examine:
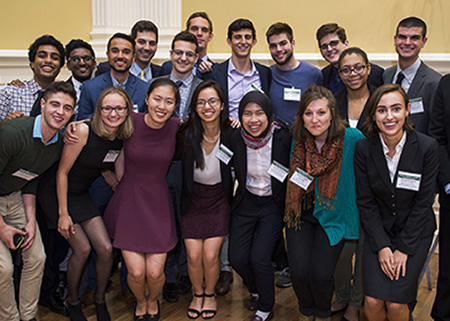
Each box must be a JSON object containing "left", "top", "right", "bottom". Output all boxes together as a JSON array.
[{"left": 37, "top": 254, "right": 439, "bottom": 321}]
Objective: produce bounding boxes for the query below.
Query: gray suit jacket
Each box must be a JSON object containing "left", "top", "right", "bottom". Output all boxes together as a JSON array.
[
  {"left": 383, "top": 61, "right": 441, "bottom": 135},
  {"left": 151, "top": 74, "right": 202, "bottom": 120}
]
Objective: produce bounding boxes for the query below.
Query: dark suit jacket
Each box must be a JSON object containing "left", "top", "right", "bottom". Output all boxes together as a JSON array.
[
  {"left": 160, "top": 58, "right": 215, "bottom": 79},
  {"left": 77, "top": 72, "right": 150, "bottom": 120},
  {"left": 322, "top": 62, "right": 384, "bottom": 92},
  {"left": 177, "top": 127, "right": 234, "bottom": 215},
  {"left": 230, "top": 125, "right": 292, "bottom": 213},
  {"left": 382, "top": 61, "right": 441, "bottom": 135},
  {"left": 95, "top": 61, "right": 162, "bottom": 80},
  {"left": 203, "top": 59, "right": 272, "bottom": 98},
  {"left": 354, "top": 131, "right": 438, "bottom": 256},
  {"left": 335, "top": 84, "right": 376, "bottom": 132}
]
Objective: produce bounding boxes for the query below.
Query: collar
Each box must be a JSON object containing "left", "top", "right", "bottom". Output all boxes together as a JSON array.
[
  {"left": 228, "top": 59, "right": 258, "bottom": 77},
  {"left": 379, "top": 131, "right": 407, "bottom": 159},
  {"left": 33, "top": 115, "right": 59, "bottom": 145},
  {"left": 169, "top": 72, "right": 194, "bottom": 87},
  {"left": 71, "top": 77, "right": 83, "bottom": 91},
  {"left": 110, "top": 72, "right": 129, "bottom": 88},
  {"left": 131, "top": 62, "right": 152, "bottom": 79},
  {"left": 395, "top": 58, "right": 421, "bottom": 85}
]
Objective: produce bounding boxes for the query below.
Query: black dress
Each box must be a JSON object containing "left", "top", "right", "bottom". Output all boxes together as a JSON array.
[{"left": 40, "top": 122, "right": 123, "bottom": 229}]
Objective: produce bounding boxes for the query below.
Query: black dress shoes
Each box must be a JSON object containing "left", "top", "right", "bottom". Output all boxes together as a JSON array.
[
  {"left": 215, "top": 271, "right": 233, "bottom": 295},
  {"left": 38, "top": 295, "right": 67, "bottom": 315}
]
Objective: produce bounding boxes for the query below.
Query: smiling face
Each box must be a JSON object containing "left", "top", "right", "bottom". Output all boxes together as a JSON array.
[
  {"left": 375, "top": 91, "right": 410, "bottom": 143},
  {"left": 302, "top": 98, "right": 332, "bottom": 141},
  {"left": 394, "top": 27, "right": 427, "bottom": 63},
  {"left": 196, "top": 87, "right": 222, "bottom": 125},
  {"left": 40, "top": 92, "right": 75, "bottom": 131},
  {"left": 339, "top": 53, "right": 371, "bottom": 91},
  {"left": 227, "top": 29, "right": 257, "bottom": 59},
  {"left": 145, "top": 85, "right": 177, "bottom": 129},
  {"left": 67, "top": 47, "right": 96, "bottom": 82},
  {"left": 268, "top": 33, "right": 295, "bottom": 66},
  {"left": 188, "top": 17, "right": 213, "bottom": 53},
  {"left": 170, "top": 40, "right": 198, "bottom": 79},
  {"left": 242, "top": 102, "right": 269, "bottom": 137},
  {"left": 107, "top": 38, "right": 134, "bottom": 73},
  {"left": 31, "top": 45, "right": 62, "bottom": 85},
  {"left": 100, "top": 93, "right": 128, "bottom": 134},
  {"left": 319, "top": 33, "right": 348, "bottom": 67},
  {"left": 134, "top": 30, "right": 157, "bottom": 68}
]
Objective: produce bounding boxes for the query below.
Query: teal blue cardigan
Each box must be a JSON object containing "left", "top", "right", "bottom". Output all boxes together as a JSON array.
[{"left": 313, "top": 127, "right": 365, "bottom": 246}]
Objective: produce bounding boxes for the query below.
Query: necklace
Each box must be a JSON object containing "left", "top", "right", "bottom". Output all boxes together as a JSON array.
[{"left": 203, "top": 131, "right": 220, "bottom": 143}]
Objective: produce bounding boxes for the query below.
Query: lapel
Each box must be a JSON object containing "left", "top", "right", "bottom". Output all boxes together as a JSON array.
[
  {"left": 370, "top": 136, "right": 395, "bottom": 193},
  {"left": 125, "top": 74, "right": 137, "bottom": 100},
  {"left": 235, "top": 134, "right": 248, "bottom": 184},
  {"left": 407, "top": 61, "right": 425, "bottom": 97},
  {"left": 187, "top": 76, "right": 202, "bottom": 114},
  {"left": 218, "top": 60, "right": 229, "bottom": 97},
  {"left": 384, "top": 67, "right": 396, "bottom": 84},
  {"left": 395, "top": 132, "right": 418, "bottom": 183},
  {"left": 322, "top": 65, "right": 332, "bottom": 88},
  {"left": 271, "top": 130, "right": 288, "bottom": 192}
]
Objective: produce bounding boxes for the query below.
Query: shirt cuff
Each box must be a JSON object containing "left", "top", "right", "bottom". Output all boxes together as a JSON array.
[{"left": 445, "top": 182, "right": 450, "bottom": 194}]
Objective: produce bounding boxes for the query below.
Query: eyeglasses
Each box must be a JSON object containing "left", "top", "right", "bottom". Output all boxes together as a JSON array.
[
  {"left": 319, "top": 40, "right": 340, "bottom": 51},
  {"left": 101, "top": 106, "right": 128, "bottom": 114},
  {"left": 173, "top": 49, "right": 196, "bottom": 58},
  {"left": 339, "top": 65, "right": 368, "bottom": 77},
  {"left": 68, "top": 55, "right": 95, "bottom": 64},
  {"left": 197, "top": 98, "right": 220, "bottom": 109}
]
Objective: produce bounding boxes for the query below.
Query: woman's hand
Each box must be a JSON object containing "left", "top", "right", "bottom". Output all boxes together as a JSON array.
[
  {"left": 378, "top": 247, "right": 395, "bottom": 280},
  {"left": 229, "top": 117, "right": 241, "bottom": 128},
  {"left": 393, "top": 250, "right": 408, "bottom": 280},
  {"left": 102, "top": 170, "right": 119, "bottom": 191},
  {"left": 58, "top": 214, "right": 75, "bottom": 240}
]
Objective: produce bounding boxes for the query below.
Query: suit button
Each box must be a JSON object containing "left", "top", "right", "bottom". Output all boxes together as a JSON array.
[
  {"left": 391, "top": 194, "right": 394, "bottom": 198},
  {"left": 393, "top": 213, "right": 396, "bottom": 216},
  {"left": 392, "top": 204, "right": 395, "bottom": 207}
]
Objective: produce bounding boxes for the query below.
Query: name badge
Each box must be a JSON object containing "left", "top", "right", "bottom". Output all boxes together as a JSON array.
[
  {"left": 268, "top": 160, "right": 289, "bottom": 182},
  {"left": 216, "top": 144, "right": 234, "bottom": 165},
  {"left": 103, "top": 150, "right": 121, "bottom": 163},
  {"left": 409, "top": 98, "right": 424, "bottom": 114},
  {"left": 250, "top": 84, "right": 264, "bottom": 94},
  {"left": 133, "top": 104, "right": 139, "bottom": 112},
  {"left": 290, "top": 167, "right": 314, "bottom": 190},
  {"left": 12, "top": 169, "right": 38, "bottom": 181},
  {"left": 396, "top": 171, "right": 421, "bottom": 191},
  {"left": 284, "top": 87, "right": 301, "bottom": 102}
]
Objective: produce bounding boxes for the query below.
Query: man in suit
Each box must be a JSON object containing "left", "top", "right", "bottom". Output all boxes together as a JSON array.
[
  {"left": 430, "top": 75, "right": 450, "bottom": 321},
  {"left": 382, "top": 16, "right": 441, "bottom": 135},
  {"left": 96, "top": 20, "right": 162, "bottom": 81},
  {"left": 0, "top": 35, "right": 64, "bottom": 121},
  {"left": 316, "top": 23, "right": 384, "bottom": 94},
  {"left": 161, "top": 12, "right": 215, "bottom": 79},
  {"left": 204, "top": 18, "right": 271, "bottom": 119},
  {"left": 77, "top": 33, "right": 150, "bottom": 120}
]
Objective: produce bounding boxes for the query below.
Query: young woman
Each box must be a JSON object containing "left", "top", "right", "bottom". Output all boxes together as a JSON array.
[
  {"left": 332, "top": 47, "right": 373, "bottom": 321},
  {"left": 355, "top": 84, "right": 438, "bottom": 321},
  {"left": 229, "top": 91, "right": 291, "bottom": 321},
  {"left": 176, "top": 80, "right": 234, "bottom": 319},
  {"left": 103, "top": 78, "right": 180, "bottom": 321},
  {"left": 41, "top": 86, "right": 134, "bottom": 321},
  {"left": 285, "top": 85, "right": 364, "bottom": 321}
]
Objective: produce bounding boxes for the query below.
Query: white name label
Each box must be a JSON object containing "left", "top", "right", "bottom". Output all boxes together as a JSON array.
[
  {"left": 409, "top": 97, "right": 424, "bottom": 114},
  {"left": 12, "top": 169, "right": 38, "bottom": 181},
  {"left": 284, "top": 87, "right": 301, "bottom": 102},
  {"left": 268, "top": 160, "right": 289, "bottom": 182},
  {"left": 290, "top": 167, "right": 314, "bottom": 190},
  {"left": 216, "top": 144, "right": 234, "bottom": 165},
  {"left": 396, "top": 171, "right": 421, "bottom": 191},
  {"left": 103, "top": 150, "right": 121, "bottom": 163}
]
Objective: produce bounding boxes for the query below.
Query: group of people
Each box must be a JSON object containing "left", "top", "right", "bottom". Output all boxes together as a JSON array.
[{"left": 0, "top": 10, "right": 449, "bottom": 321}]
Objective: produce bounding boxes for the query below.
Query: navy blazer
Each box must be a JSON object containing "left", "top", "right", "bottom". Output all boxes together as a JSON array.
[
  {"left": 354, "top": 131, "right": 438, "bottom": 256},
  {"left": 230, "top": 125, "right": 291, "bottom": 213},
  {"left": 95, "top": 61, "right": 162, "bottom": 79},
  {"left": 203, "top": 59, "right": 272, "bottom": 98},
  {"left": 77, "top": 72, "right": 150, "bottom": 120}
]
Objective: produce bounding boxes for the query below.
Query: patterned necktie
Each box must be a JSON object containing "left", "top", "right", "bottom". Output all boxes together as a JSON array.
[{"left": 193, "top": 60, "right": 202, "bottom": 79}]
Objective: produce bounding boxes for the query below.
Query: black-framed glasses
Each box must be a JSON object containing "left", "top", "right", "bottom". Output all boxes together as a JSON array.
[
  {"left": 68, "top": 55, "right": 95, "bottom": 64},
  {"left": 197, "top": 98, "right": 221, "bottom": 109},
  {"left": 319, "top": 40, "right": 340, "bottom": 51},
  {"left": 101, "top": 106, "right": 128, "bottom": 114},
  {"left": 339, "top": 65, "right": 368, "bottom": 77}
]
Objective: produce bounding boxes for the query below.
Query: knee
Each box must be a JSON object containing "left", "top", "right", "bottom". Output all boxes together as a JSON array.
[
  {"left": 203, "top": 251, "right": 219, "bottom": 267},
  {"left": 229, "top": 248, "right": 248, "bottom": 270},
  {"left": 249, "top": 252, "right": 269, "bottom": 272},
  {"left": 187, "top": 251, "right": 202, "bottom": 267},
  {"left": 97, "top": 242, "right": 113, "bottom": 260},
  {"left": 365, "top": 296, "right": 384, "bottom": 311},
  {"left": 386, "top": 301, "right": 408, "bottom": 315},
  {"left": 147, "top": 268, "right": 164, "bottom": 283},
  {"left": 0, "top": 259, "right": 14, "bottom": 283},
  {"left": 128, "top": 267, "right": 146, "bottom": 284},
  {"left": 75, "top": 243, "right": 92, "bottom": 261}
]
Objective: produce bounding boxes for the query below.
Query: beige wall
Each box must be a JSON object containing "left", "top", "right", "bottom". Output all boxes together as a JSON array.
[{"left": 182, "top": 0, "right": 450, "bottom": 54}]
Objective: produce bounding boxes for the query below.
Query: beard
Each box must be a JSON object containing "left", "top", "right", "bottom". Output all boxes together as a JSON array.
[{"left": 274, "top": 51, "right": 293, "bottom": 66}]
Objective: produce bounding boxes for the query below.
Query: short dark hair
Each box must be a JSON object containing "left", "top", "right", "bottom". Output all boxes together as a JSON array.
[
  {"left": 266, "top": 22, "right": 293, "bottom": 43},
  {"left": 28, "top": 35, "right": 65, "bottom": 67},
  {"left": 338, "top": 47, "right": 368, "bottom": 69},
  {"left": 363, "top": 84, "right": 414, "bottom": 137},
  {"left": 396, "top": 16, "right": 427, "bottom": 39},
  {"left": 292, "top": 85, "right": 346, "bottom": 142},
  {"left": 171, "top": 31, "right": 199, "bottom": 53},
  {"left": 147, "top": 78, "right": 181, "bottom": 109},
  {"left": 107, "top": 33, "right": 136, "bottom": 54},
  {"left": 316, "top": 23, "right": 347, "bottom": 47},
  {"left": 43, "top": 81, "right": 76, "bottom": 105},
  {"left": 65, "top": 39, "right": 95, "bottom": 62},
  {"left": 227, "top": 18, "right": 256, "bottom": 40},
  {"left": 131, "top": 20, "right": 159, "bottom": 42},
  {"left": 186, "top": 12, "right": 213, "bottom": 34}
]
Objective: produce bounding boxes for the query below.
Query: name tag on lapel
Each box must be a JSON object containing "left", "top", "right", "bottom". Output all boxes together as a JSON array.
[{"left": 396, "top": 171, "right": 421, "bottom": 191}]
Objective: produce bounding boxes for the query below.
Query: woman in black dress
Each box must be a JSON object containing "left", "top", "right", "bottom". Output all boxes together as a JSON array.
[{"left": 354, "top": 84, "right": 438, "bottom": 320}]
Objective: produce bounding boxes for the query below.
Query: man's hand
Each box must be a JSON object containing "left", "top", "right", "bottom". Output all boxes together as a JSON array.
[
  {"left": 7, "top": 79, "right": 25, "bottom": 88},
  {"left": 64, "top": 120, "right": 87, "bottom": 145},
  {"left": 5, "top": 111, "right": 26, "bottom": 121},
  {"left": 0, "top": 224, "right": 25, "bottom": 250},
  {"left": 22, "top": 221, "right": 36, "bottom": 251},
  {"left": 198, "top": 60, "right": 213, "bottom": 74}
]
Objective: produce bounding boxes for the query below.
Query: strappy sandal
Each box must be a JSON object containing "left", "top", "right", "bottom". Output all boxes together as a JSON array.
[
  {"left": 201, "top": 293, "right": 217, "bottom": 320},
  {"left": 187, "top": 293, "right": 204, "bottom": 319}
]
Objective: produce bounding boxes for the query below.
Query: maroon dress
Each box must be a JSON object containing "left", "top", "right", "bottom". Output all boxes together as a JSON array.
[{"left": 104, "top": 113, "right": 179, "bottom": 253}]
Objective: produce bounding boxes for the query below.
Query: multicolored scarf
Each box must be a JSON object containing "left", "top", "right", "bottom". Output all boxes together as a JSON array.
[
  {"left": 284, "top": 132, "right": 344, "bottom": 229},
  {"left": 241, "top": 121, "right": 280, "bottom": 150}
]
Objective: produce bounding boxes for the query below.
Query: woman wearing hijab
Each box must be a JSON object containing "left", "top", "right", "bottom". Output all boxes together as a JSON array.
[{"left": 228, "top": 91, "right": 291, "bottom": 321}]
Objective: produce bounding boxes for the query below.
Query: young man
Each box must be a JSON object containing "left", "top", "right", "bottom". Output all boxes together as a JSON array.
[
  {"left": 316, "top": 23, "right": 384, "bottom": 94},
  {"left": 96, "top": 20, "right": 161, "bottom": 82},
  {"left": 0, "top": 35, "right": 65, "bottom": 121},
  {"left": 0, "top": 82, "right": 76, "bottom": 321},
  {"left": 161, "top": 12, "right": 214, "bottom": 78},
  {"left": 205, "top": 18, "right": 271, "bottom": 119},
  {"left": 267, "top": 22, "right": 322, "bottom": 125},
  {"left": 383, "top": 16, "right": 441, "bottom": 135},
  {"left": 77, "top": 33, "right": 150, "bottom": 120}
]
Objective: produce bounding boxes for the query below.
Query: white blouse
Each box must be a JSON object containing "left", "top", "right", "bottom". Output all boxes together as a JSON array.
[
  {"left": 193, "top": 138, "right": 222, "bottom": 185},
  {"left": 245, "top": 136, "right": 273, "bottom": 196}
]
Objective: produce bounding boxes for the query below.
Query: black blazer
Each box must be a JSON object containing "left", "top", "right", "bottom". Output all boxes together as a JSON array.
[
  {"left": 354, "top": 131, "right": 438, "bottom": 256},
  {"left": 230, "top": 125, "right": 292, "bottom": 213},
  {"left": 177, "top": 128, "right": 234, "bottom": 215},
  {"left": 335, "top": 84, "right": 376, "bottom": 132},
  {"left": 322, "top": 62, "right": 384, "bottom": 92},
  {"left": 95, "top": 61, "right": 162, "bottom": 79},
  {"left": 203, "top": 59, "right": 272, "bottom": 98}
]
